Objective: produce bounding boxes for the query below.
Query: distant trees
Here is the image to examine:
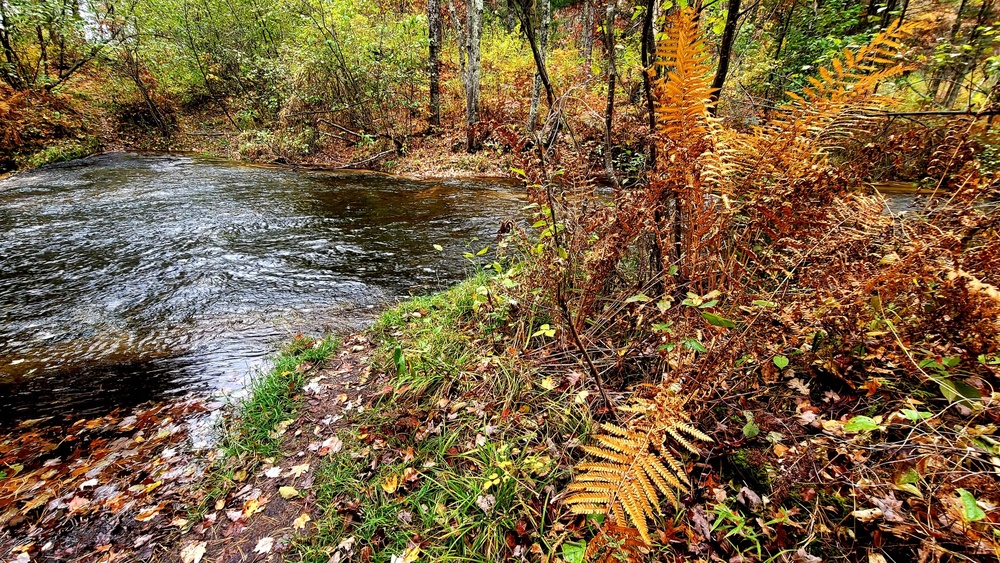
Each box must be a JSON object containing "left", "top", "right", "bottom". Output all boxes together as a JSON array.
[{"left": 0, "top": 0, "right": 128, "bottom": 91}]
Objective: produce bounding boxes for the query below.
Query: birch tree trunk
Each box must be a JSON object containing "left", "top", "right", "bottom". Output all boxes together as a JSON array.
[
  {"left": 528, "top": 0, "right": 550, "bottom": 131},
  {"left": 427, "top": 0, "right": 442, "bottom": 127},
  {"left": 464, "top": 0, "right": 483, "bottom": 151},
  {"left": 603, "top": 2, "right": 619, "bottom": 188},
  {"left": 582, "top": 0, "right": 594, "bottom": 71}
]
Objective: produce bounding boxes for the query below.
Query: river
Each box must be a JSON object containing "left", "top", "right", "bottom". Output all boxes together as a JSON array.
[{"left": 0, "top": 153, "right": 523, "bottom": 427}]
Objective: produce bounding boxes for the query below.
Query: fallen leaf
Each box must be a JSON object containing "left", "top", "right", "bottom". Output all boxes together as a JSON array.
[
  {"left": 381, "top": 474, "right": 399, "bottom": 494},
  {"left": 68, "top": 496, "right": 89, "bottom": 512},
  {"left": 180, "top": 541, "right": 207, "bottom": 563},
  {"left": 264, "top": 466, "right": 282, "bottom": 478},
  {"left": 319, "top": 436, "right": 343, "bottom": 455},
  {"left": 476, "top": 494, "right": 496, "bottom": 514},
  {"left": 279, "top": 486, "right": 300, "bottom": 499},
  {"left": 254, "top": 536, "right": 274, "bottom": 554},
  {"left": 293, "top": 513, "right": 311, "bottom": 530},
  {"left": 287, "top": 463, "right": 310, "bottom": 478},
  {"left": 136, "top": 505, "right": 162, "bottom": 522},
  {"left": 851, "top": 507, "right": 883, "bottom": 522}
]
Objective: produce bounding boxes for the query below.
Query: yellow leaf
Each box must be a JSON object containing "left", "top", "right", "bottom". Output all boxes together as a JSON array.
[
  {"left": 292, "top": 513, "right": 311, "bottom": 530},
  {"left": 402, "top": 544, "right": 421, "bottom": 563},
  {"left": 279, "top": 486, "right": 300, "bottom": 499},
  {"left": 287, "top": 463, "right": 310, "bottom": 478},
  {"left": 233, "top": 469, "right": 248, "bottom": 482},
  {"left": 381, "top": 474, "right": 399, "bottom": 494},
  {"left": 539, "top": 377, "right": 556, "bottom": 390}
]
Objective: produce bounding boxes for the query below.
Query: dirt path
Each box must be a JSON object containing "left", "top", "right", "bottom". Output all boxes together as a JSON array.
[{"left": 174, "top": 335, "right": 382, "bottom": 563}]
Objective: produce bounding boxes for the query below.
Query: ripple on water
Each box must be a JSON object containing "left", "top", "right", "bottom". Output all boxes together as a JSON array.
[{"left": 0, "top": 153, "right": 524, "bottom": 426}]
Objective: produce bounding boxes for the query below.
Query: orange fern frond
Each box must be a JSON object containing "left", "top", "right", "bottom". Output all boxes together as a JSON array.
[{"left": 564, "top": 386, "right": 710, "bottom": 545}]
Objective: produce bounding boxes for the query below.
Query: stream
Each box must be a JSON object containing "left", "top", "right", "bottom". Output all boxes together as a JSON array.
[{"left": 0, "top": 153, "right": 524, "bottom": 427}]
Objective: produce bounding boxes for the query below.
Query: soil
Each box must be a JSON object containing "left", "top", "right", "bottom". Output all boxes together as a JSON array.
[{"left": 180, "top": 334, "right": 385, "bottom": 563}]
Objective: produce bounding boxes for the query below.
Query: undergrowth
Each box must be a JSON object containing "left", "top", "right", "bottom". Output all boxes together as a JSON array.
[{"left": 297, "top": 277, "right": 594, "bottom": 562}]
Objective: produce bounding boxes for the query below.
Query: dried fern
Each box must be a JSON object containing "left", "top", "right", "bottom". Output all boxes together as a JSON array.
[
  {"left": 584, "top": 524, "right": 649, "bottom": 563},
  {"left": 564, "top": 387, "right": 711, "bottom": 544}
]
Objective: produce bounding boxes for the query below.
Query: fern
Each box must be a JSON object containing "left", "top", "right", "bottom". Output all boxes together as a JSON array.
[
  {"left": 584, "top": 524, "right": 648, "bottom": 563},
  {"left": 564, "top": 387, "right": 711, "bottom": 544}
]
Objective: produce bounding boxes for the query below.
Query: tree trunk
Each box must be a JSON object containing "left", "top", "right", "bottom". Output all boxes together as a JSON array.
[
  {"left": 640, "top": 0, "right": 656, "bottom": 131},
  {"left": 927, "top": 0, "right": 967, "bottom": 103},
  {"left": 428, "top": 0, "right": 442, "bottom": 128},
  {"left": 708, "top": 0, "right": 742, "bottom": 113},
  {"left": 528, "top": 0, "right": 550, "bottom": 131},
  {"left": 447, "top": 0, "right": 466, "bottom": 81},
  {"left": 603, "top": 2, "right": 619, "bottom": 187},
  {"left": 582, "top": 0, "right": 594, "bottom": 71},
  {"left": 464, "top": 0, "right": 483, "bottom": 151}
]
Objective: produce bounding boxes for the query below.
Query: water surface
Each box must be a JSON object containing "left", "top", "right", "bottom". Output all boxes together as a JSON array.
[{"left": 0, "top": 153, "right": 522, "bottom": 426}]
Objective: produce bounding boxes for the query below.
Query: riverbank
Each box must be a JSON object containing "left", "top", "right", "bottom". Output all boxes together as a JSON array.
[
  {"left": 181, "top": 181, "right": 1000, "bottom": 562},
  {"left": 0, "top": 90, "right": 516, "bottom": 181}
]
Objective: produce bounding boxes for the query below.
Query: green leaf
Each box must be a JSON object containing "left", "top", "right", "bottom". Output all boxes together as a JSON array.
[
  {"left": 773, "top": 355, "right": 789, "bottom": 369},
  {"left": 476, "top": 246, "right": 489, "bottom": 256},
  {"left": 393, "top": 346, "right": 406, "bottom": 375},
  {"left": 510, "top": 167, "right": 526, "bottom": 177},
  {"left": 561, "top": 540, "right": 586, "bottom": 563},
  {"left": 667, "top": 265, "right": 679, "bottom": 276},
  {"left": 531, "top": 324, "right": 556, "bottom": 338},
  {"left": 656, "top": 299, "right": 672, "bottom": 313},
  {"left": 702, "top": 312, "right": 736, "bottom": 328},
  {"left": 531, "top": 220, "right": 547, "bottom": 228},
  {"left": 683, "top": 338, "right": 707, "bottom": 353},
  {"left": 844, "top": 416, "right": 880, "bottom": 433},
  {"left": 893, "top": 467, "right": 922, "bottom": 497},
  {"left": 743, "top": 421, "right": 760, "bottom": 438},
  {"left": 652, "top": 321, "right": 674, "bottom": 333},
  {"left": 698, "top": 299, "right": 719, "bottom": 309},
  {"left": 957, "top": 489, "right": 986, "bottom": 522},
  {"left": 433, "top": 244, "right": 443, "bottom": 251},
  {"left": 900, "top": 409, "right": 932, "bottom": 422},
  {"left": 625, "top": 293, "right": 652, "bottom": 304},
  {"left": 938, "top": 378, "right": 981, "bottom": 405},
  {"left": 752, "top": 300, "right": 777, "bottom": 308},
  {"left": 942, "top": 356, "right": 960, "bottom": 368}
]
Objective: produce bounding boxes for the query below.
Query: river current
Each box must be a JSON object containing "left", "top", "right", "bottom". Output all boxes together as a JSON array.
[{"left": 0, "top": 153, "right": 523, "bottom": 426}]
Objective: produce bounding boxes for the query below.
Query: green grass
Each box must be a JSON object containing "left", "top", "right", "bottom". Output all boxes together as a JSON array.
[
  {"left": 222, "top": 335, "right": 339, "bottom": 460},
  {"left": 296, "top": 275, "right": 593, "bottom": 563}
]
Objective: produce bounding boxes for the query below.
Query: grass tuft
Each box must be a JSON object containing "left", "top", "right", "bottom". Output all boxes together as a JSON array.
[{"left": 222, "top": 335, "right": 339, "bottom": 460}]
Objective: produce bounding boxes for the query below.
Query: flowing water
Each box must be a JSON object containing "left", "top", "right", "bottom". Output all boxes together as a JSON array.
[{"left": 0, "top": 153, "right": 524, "bottom": 427}]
